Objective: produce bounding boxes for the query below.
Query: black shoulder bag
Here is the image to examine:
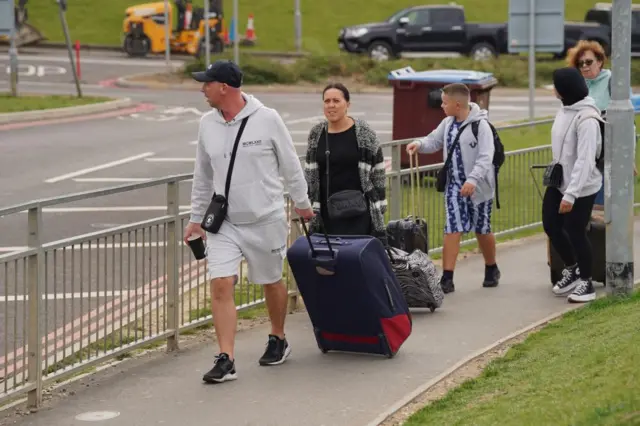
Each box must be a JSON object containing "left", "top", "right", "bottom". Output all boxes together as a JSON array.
[
  {"left": 200, "top": 117, "right": 249, "bottom": 234},
  {"left": 324, "top": 127, "right": 368, "bottom": 220},
  {"left": 436, "top": 122, "right": 470, "bottom": 193}
]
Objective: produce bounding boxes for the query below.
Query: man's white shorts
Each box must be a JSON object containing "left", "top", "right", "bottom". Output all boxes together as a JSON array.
[{"left": 205, "top": 214, "right": 289, "bottom": 285}]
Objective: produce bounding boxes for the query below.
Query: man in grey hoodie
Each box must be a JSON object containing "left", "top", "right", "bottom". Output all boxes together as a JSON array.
[
  {"left": 406, "top": 83, "right": 500, "bottom": 294},
  {"left": 184, "top": 60, "right": 314, "bottom": 384}
]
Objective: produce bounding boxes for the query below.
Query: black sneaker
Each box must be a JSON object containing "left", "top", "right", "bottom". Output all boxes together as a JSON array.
[
  {"left": 440, "top": 276, "right": 455, "bottom": 294},
  {"left": 482, "top": 266, "right": 501, "bottom": 288},
  {"left": 258, "top": 335, "right": 291, "bottom": 366},
  {"left": 552, "top": 265, "right": 580, "bottom": 296},
  {"left": 567, "top": 279, "right": 596, "bottom": 303},
  {"left": 202, "top": 353, "right": 237, "bottom": 384}
]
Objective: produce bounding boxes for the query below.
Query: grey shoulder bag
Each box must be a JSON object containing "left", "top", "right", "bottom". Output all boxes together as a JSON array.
[{"left": 324, "top": 127, "right": 368, "bottom": 220}]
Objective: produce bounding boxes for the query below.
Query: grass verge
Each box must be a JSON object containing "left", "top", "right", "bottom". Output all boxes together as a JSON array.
[
  {"left": 0, "top": 93, "right": 111, "bottom": 113},
  {"left": 178, "top": 53, "right": 640, "bottom": 89},
  {"left": 28, "top": 0, "right": 600, "bottom": 53},
  {"left": 402, "top": 289, "right": 640, "bottom": 426}
]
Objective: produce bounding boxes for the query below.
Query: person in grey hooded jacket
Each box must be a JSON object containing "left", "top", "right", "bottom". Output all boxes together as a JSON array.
[
  {"left": 184, "top": 60, "right": 314, "bottom": 384},
  {"left": 407, "top": 83, "right": 500, "bottom": 294},
  {"left": 544, "top": 67, "right": 603, "bottom": 304}
]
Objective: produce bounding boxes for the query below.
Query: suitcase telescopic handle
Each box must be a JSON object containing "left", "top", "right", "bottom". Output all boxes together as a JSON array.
[{"left": 299, "top": 216, "right": 335, "bottom": 259}]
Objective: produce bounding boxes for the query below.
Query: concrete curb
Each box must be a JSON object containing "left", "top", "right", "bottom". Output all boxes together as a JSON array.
[
  {"left": 115, "top": 72, "right": 567, "bottom": 95},
  {"left": 4, "top": 42, "right": 310, "bottom": 59},
  {"left": 365, "top": 279, "right": 640, "bottom": 426},
  {"left": 0, "top": 98, "right": 134, "bottom": 125},
  {"left": 114, "top": 73, "right": 395, "bottom": 94}
]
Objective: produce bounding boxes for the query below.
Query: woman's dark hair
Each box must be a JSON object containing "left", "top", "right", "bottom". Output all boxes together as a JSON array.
[{"left": 322, "top": 82, "right": 350, "bottom": 102}]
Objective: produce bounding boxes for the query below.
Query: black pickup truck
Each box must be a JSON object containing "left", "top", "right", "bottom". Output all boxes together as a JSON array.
[
  {"left": 338, "top": 4, "right": 508, "bottom": 61},
  {"left": 338, "top": 4, "right": 612, "bottom": 61},
  {"left": 584, "top": 2, "right": 640, "bottom": 55}
]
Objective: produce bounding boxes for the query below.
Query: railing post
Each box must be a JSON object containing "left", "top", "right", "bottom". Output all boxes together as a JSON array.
[
  {"left": 287, "top": 212, "right": 302, "bottom": 313},
  {"left": 26, "top": 206, "right": 43, "bottom": 409},
  {"left": 390, "top": 144, "right": 402, "bottom": 220},
  {"left": 166, "top": 181, "right": 180, "bottom": 351}
]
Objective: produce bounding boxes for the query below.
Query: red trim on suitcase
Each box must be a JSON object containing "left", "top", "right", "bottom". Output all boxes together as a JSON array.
[
  {"left": 320, "top": 331, "right": 380, "bottom": 345},
  {"left": 380, "top": 314, "right": 412, "bottom": 354}
]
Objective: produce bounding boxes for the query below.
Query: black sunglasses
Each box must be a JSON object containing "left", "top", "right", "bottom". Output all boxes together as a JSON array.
[{"left": 577, "top": 59, "right": 595, "bottom": 68}]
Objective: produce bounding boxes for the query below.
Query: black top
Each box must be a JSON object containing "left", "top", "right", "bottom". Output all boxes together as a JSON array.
[{"left": 317, "top": 124, "right": 361, "bottom": 204}]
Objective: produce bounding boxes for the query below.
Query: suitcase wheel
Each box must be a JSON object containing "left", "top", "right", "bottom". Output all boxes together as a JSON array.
[
  {"left": 429, "top": 305, "right": 436, "bottom": 313},
  {"left": 379, "top": 333, "right": 395, "bottom": 359},
  {"left": 313, "top": 327, "right": 328, "bottom": 354}
]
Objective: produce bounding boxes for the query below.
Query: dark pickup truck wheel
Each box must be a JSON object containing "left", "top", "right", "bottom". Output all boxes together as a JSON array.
[
  {"left": 368, "top": 41, "right": 394, "bottom": 61},
  {"left": 470, "top": 42, "right": 497, "bottom": 61}
]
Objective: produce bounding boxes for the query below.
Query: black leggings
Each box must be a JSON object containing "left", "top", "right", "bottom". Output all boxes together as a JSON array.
[{"left": 542, "top": 187, "right": 597, "bottom": 279}]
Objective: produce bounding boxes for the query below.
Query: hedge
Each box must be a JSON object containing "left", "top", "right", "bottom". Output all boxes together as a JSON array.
[{"left": 183, "top": 53, "right": 640, "bottom": 88}]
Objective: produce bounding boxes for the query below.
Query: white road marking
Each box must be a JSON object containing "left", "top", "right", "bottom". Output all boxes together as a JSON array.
[
  {"left": 145, "top": 157, "right": 195, "bottom": 163},
  {"left": 0, "top": 54, "right": 183, "bottom": 68},
  {"left": 0, "top": 80, "right": 106, "bottom": 89},
  {"left": 73, "top": 177, "right": 153, "bottom": 183},
  {"left": 488, "top": 105, "right": 559, "bottom": 111},
  {"left": 0, "top": 241, "right": 192, "bottom": 253},
  {"left": 1, "top": 292, "right": 125, "bottom": 302},
  {"left": 12, "top": 206, "right": 191, "bottom": 214},
  {"left": 44, "top": 152, "right": 155, "bottom": 183},
  {"left": 285, "top": 115, "right": 325, "bottom": 125}
]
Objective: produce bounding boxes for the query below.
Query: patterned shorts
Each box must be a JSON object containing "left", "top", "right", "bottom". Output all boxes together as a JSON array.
[{"left": 444, "top": 188, "right": 493, "bottom": 235}]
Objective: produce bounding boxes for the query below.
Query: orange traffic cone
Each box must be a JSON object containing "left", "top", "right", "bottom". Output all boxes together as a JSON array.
[
  {"left": 246, "top": 14, "right": 256, "bottom": 41},
  {"left": 241, "top": 13, "right": 257, "bottom": 46},
  {"left": 184, "top": 4, "right": 192, "bottom": 29}
]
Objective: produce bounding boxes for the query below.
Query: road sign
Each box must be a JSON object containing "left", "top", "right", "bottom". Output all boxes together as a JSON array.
[
  {"left": 0, "top": 0, "right": 14, "bottom": 36},
  {"left": 507, "top": 0, "right": 564, "bottom": 53}
]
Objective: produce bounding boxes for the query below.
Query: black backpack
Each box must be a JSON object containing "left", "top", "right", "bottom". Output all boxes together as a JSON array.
[{"left": 471, "top": 120, "right": 505, "bottom": 209}]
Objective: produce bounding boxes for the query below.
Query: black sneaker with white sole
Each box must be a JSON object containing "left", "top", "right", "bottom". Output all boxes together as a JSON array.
[
  {"left": 202, "top": 353, "right": 237, "bottom": 384},
  {"left": 258, "top": 335, "right": 291, "bottom": 366},
  {"left": 567, "top": 279, "right": 596, "bottom": 303},
  {"left": 552, "top": 265, "right": 580, "bottom": 296}
]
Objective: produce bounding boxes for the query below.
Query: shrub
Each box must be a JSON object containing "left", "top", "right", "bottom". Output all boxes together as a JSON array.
[{"left": 182, "top": 54, "right": 640, "bottom": 88}]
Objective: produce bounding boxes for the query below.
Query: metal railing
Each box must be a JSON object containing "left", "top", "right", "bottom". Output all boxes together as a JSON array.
[{"left": 0, "top": 117, "right": 638, "bottom": 409}]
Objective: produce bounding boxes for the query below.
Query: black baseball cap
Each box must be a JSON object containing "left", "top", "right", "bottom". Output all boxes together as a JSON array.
[{"left": 191, "top": 60, "right": 243, "bottom": 87}]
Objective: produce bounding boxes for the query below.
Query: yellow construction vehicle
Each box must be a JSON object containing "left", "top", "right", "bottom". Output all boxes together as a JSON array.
[
  {"left": 0, "top": 0, "right": 45, "bottom": 47},
  {"left": 122, "top": 0, "right": 225, "bottom": 58}
]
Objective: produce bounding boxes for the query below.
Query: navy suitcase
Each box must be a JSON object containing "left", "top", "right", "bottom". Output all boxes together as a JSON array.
[{"left": 287, "top": 219, "right": 412, "bottom": 358}]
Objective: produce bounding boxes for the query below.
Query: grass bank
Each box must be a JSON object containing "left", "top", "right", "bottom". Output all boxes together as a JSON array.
[
  {"left": 403, "top": 290, "right": 640, "bottom": 426},
  {"left": 0, "top": 93, "right": 111, "bottom": 113},
  {"left": 28, "top": 0, "right": 599, "bottom": 53},
  {"left": 181, "top": 54, "right": 640, "bottom": 89}
]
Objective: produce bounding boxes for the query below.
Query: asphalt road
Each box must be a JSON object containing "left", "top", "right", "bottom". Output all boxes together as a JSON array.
[
  {"left": 0, "top": 83, "right": 562, "bottom": 245},
  {"left": 0, "top": 49, "right": 185, "bottom": 85},
  {"left": 0, "top": 73, "right": 562, "bottom": 379}
]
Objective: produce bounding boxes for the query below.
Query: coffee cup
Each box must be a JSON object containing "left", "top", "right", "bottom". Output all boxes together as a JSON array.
[{"left": 187, "top": 235, "right": 206, "bottom": 260}]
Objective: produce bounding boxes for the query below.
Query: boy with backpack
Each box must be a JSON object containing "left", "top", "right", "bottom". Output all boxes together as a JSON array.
[{"left": 406, "top": 83, "right": 502, "bottom": 293}]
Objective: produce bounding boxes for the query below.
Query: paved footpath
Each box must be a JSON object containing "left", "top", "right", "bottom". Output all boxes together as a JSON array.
[{"left": 6, "top": 221, "right": 640, "bottom": 426}]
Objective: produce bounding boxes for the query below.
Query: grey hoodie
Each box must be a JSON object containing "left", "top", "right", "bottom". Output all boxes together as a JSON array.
[
  {"left": 550, "top": 97, "right": 603, "bottom": 204},
  {"left": 189, "top": 93, "right": 311, "bottom": 225},
  {"left": 415, "top": 102, "right": 495, "bottom": 205}
]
